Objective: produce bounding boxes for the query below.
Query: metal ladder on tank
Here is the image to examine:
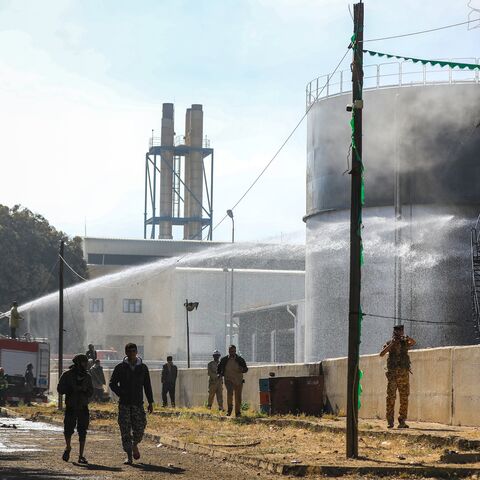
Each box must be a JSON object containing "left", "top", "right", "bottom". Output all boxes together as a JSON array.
[
  {"left": 172, "top": 155, "right": 181, "bottom": 218},
  {"left": 471, "top": 214, "right": 480, "bottom": 341}
]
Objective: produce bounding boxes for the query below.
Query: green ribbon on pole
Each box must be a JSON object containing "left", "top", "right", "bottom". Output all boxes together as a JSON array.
[
  {"left": 358, "top": 369, "right": 364, "bottom": 410},
  {"left": 363, "top": 50, "right": 480, "bottom": 70}
]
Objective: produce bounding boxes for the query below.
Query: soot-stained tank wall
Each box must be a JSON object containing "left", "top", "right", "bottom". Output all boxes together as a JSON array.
[
  {"left": 307, "top": 84, "right": 480, "bottom": 215},
  {"left": 305, "top": 84, "right": 480, "bottom": 362}
]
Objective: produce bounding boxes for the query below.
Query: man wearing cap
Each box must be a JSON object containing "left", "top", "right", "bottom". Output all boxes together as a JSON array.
[
  {"left": 57, "top": 354, "right": 93, "bottom": 464},
  {"left": 109, "top": 343, "right": 154, "bottom": 465},
  {"left": 380, "top": 325, "right": 416, "bottom": 429},
  {"left": 207, "top": 350, "right": 223, "bottom": 411},
  {"left": 217, "top": 345, "right": 248, "bottom": 417},
  {"left": 9, "top": 302, "right": 23, "bottom": 339}
]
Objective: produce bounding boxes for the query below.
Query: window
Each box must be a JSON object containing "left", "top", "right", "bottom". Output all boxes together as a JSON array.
[
  {"left": 123, "top": 299, "right": 142, "bottom": 314},
  {"left": 89, "top": 298, "right": 104, "bottom": 313}
]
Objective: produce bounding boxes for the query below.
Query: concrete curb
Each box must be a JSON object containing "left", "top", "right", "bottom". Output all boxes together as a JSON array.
[{"left": 4, "top": 408, "right": 480, "bottom": 478}]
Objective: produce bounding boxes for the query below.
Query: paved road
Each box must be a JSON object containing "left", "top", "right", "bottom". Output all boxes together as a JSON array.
[{"left": 0, "top": 415, "right": 282, "bottom": 479}]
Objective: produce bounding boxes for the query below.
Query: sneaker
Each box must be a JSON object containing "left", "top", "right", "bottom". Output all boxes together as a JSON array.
[
  {"left": 78, "top": 456, "right": 88, "bottom": 465},
  {"left": 226, "top": 410, "right": 232, "bottom": 417},
  {"left": 387, "top": 421, "right": 394, "bottom": 429},
  {"left": 398, "top": 422, "right": 409, "bottom": 429},
  {"left": 132, "top": 444, "right": 140, "bottom": 460},
  {"left": 62, "top": 448, "right": 71, "bottom": 462}
]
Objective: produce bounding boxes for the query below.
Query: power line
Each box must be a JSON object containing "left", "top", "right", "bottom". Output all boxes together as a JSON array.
[
  {"left": 362, "top": 312, "right": 458, "bottom": 326},
  {"left": 213, "top": 48, "right": 352, "bottom": 236},
  {"left": 364, "top": 19, "right": 479, "bottom": 43}
]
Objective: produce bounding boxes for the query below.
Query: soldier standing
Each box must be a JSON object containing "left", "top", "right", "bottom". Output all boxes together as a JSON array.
[
  {"left": 0, "top": 368, "right": 8, "bottom": 406},
  {"left": 207, "top": 350, "right": 224, "bottom": 411},
  {"left": 217, "top": 345, "right": 248, "bottom": 417},
  {"left": 380, "top": 325, "right": 416, "bottom": 429}
]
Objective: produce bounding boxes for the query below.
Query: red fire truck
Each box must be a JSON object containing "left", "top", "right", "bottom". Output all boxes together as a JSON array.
[{"left": 0, "top": 337, "right": 50, "bottom": 404}]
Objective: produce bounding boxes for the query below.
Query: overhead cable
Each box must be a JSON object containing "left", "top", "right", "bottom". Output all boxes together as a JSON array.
[
  {"left": 362, "top": 312, "right": 458, "bottom": 326},
  {"left": 364, "top": 19, "right": 479, "bottom": 43},
  {"left": 214, "top": 48, "right": 351, "bottom": 236}
]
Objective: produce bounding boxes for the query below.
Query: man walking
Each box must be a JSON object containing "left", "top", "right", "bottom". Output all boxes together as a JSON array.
[
  {"left": 9, "top": 302, "right": 22, "bottom": 339},
  {"left": 380, "top": 325, "right": 416, "bottom": 429},
  {"left": 161, "top": 356, "right": 177, "bottom": 408},
  {"left": 57, "top": 354, "right": 93, "bottom": 464},
  {"left": 109, "top": 343, "right": 154, "bottom": 465},
  {"left": 207, "top": 350, "right": 223, "bottom": 411},
  {"left": 89, "top": 359, "right": 106, "bottom": 402},
  {"left": 217, "top": 345, "right": 248, "bottom": 417}
]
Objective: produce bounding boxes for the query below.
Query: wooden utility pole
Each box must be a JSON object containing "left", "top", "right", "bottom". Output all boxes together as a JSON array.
[
  {"left": 58, "top": 240, "right": 64, "bottom": 410},
  {"left": 346, "top": 1, "right": 364, "bottom": 459}
]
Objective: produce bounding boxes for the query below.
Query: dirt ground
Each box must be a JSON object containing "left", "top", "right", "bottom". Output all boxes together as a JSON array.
[
  {"left": 4, "top": 404, "right": 480, "bottom": 479},
  {"left": 0, "top": 412, "right": 287, "bottom": 480}
]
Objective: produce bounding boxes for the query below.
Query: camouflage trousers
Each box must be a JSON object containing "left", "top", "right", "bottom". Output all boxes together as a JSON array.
[
  {"left": 118, "top": 404, "right": 147, "bottom": 452},
  {"left": 386, "top": 368, "right": 410, "bottom": 423}
]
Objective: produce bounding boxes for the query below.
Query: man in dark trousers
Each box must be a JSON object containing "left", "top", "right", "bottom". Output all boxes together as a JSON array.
[
  {"left": 85, "top": 344, "right": 97, "bottom": 362},
  {"left": 89, "top": 359, "right": 106, "bottom": 402},
  {"left": 109, "top": 343, "right": 154, "bottom": 465},
  {"left": 57, "top": 354, "right": 93, "bottom": 464},
  {"left": 217, "top": 345, "right": 248, "bottom": 417},
  {"left": 24, "top": 363, "right": 35, "bottom": 406},
  {"left": 161, "top": 356, "right": 177, "bottom": 407}
]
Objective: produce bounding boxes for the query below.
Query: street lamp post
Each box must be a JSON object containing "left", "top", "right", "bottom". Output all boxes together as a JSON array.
[
  {"left": 226, "top": 210, "right": 235, "bottom": 345},
  {"left": 184, "top": 300, "right": 199, "bottom": 368}
]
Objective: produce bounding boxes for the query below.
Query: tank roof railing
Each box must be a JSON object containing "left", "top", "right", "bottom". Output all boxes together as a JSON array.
[{"left": 306, "top": 58, "right": 480, "bottom": 109}]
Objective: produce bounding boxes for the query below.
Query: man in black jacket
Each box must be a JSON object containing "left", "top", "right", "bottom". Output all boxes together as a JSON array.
[
  {"left": 109, "top": 343, "right": 154, "bottom": 465},
  {"left": 57, "top": 354, "right": 93, "bottom": 464},
  {"left": 217, "top": 345, "right": 248, "bottom": 417},
  {"left": 161, "top": 356, "right": 177, "bottom": 407}
]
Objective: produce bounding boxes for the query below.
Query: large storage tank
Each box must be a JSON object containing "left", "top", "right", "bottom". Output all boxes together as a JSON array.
[{"left": 305, "top": 61, "right": 480, "bottom": 361}]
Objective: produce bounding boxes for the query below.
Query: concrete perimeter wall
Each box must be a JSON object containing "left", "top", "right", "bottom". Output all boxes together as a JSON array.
[{"left": 49, "top": 345, "right": 480, "bottom": 426}]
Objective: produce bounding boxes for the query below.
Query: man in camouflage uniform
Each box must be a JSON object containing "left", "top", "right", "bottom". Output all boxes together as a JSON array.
[
  {"left": 109, "top": 343, "right": 154, "bottom": 465},
  {"left": 207, "top": 350, "right": 223, "bottom": 411},
  {"left": 380, "top": 325, "right": 416, "bottom": 429}
]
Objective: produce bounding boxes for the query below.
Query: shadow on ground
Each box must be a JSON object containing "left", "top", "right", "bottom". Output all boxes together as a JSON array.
[
  {"left": 131, "top": 463, "right": 185, "bottom": 474},
  {"left": 0, "top": 466, "right": 86, "bottom": 479}
]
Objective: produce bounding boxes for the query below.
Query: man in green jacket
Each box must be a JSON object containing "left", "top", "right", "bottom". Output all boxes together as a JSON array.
[
  {"left": 57, "top": 354, "right": 93, "bottom": 464},
  {"left": 9, "top": 302, "right": 22, "bottom": 339}
]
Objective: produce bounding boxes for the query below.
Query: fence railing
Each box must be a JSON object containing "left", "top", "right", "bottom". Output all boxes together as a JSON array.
[{"left": 306, "top": 58, "right": 480, "bottom": 109}]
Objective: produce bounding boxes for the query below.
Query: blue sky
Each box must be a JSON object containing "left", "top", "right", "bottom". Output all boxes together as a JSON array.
[{"left": 0, "top": 0, "right": 478, "bottom": 242}]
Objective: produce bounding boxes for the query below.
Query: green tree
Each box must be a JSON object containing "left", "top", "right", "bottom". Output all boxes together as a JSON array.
[{"left": 0, "top": 204, "right": 88, "bottom": 314}]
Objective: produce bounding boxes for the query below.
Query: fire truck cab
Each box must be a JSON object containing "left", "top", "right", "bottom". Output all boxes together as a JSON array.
[{"left": 0, "top": 337, "right": 50, "bottom": 405}]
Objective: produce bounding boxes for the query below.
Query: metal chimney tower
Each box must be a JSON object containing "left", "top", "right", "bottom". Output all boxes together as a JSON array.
[{"left": 144, "top": 103, "right": 214, "bottom": 241}]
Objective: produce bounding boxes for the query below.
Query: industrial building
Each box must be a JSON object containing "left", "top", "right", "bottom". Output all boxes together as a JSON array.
[
  {"left": 304, "top": 60, "right": 480, "bottom": 361},
  {"left": 22, "top": 241, "right": 305, "bottom": 363}
]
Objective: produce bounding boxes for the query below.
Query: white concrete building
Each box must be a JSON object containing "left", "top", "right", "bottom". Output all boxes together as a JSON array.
[{"left": 22, "top": 240, "right": 306, "bottom": 364}]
